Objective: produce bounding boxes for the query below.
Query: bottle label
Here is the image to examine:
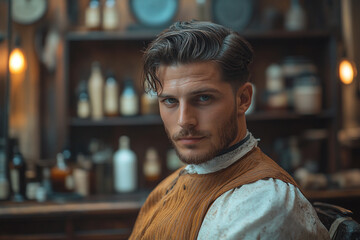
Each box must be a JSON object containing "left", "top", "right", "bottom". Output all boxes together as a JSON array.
[{"left": 10, "top": 169, "right": 20, "bottom": 193}]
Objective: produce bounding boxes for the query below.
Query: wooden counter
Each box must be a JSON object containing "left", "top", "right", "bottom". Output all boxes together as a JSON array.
[{"left": 0, "top": 192, "right": 148, "bottom": 240}]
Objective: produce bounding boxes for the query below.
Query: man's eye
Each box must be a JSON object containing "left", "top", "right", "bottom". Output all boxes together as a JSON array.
[
  {"left": 199, "top": 95, "right": 211, "bottom": 102},
  {"left": 163, "top": 98, "right": 177, "bottom": 105}
]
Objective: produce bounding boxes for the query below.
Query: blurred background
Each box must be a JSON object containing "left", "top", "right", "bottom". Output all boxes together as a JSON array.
[{"left": 0, "top": 0, "right": 359, "bottom": 239}]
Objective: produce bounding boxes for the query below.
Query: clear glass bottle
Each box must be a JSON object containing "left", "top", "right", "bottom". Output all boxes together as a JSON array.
[
  {"left": 88, "top": 62, "right": 104, "bottom": 120},
  {"left": 113, "top": 136, "right": 137, "bottom": 193},
  {"left": 104, "top": 71, "right": 119, "bottom": 117},
  {"left": 103, "top": 0, "right": 119, "bottom": 31},
  {"left": 85, "top": 0, "right": 101, "bottom": 30},
  {"left": 120, "top": 78, "right": 139, "bottom": 116},
  {"left": 77, "top": 80, "right": 90, "bottom": 119}
]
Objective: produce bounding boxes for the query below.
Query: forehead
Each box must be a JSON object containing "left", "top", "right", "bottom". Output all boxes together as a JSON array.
[{"left": 157, "top": 62, "right": 226, "bottom": 93}]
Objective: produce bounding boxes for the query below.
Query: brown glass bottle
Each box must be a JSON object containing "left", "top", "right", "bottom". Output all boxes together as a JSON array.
[{"left": 51, "top": 153, "right": 74, "bottom": 193}]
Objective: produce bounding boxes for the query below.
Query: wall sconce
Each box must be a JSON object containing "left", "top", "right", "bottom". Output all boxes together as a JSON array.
[
  {"left": 339, "top": 58, "right": 357, "bottom": 85},
  {"left": 9, "top": 36, "right": 26, "bottom": 75}
]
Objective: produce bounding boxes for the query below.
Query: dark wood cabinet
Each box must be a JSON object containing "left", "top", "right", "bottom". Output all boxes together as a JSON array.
[{"left": 0, "top": 194, "right": 146, "bottom": 240}]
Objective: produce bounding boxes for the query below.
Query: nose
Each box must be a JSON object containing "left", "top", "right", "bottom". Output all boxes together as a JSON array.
[{"left": 177, "top": 102, "right": 197, "bottom": 129}]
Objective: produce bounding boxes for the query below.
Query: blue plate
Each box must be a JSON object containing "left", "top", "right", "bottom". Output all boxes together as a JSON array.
[{"left": 130, "top": 0, "right": 179, "bottom": 27}]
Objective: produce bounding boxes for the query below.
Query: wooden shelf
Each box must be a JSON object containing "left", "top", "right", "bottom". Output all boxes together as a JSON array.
[
  {"left": 66, "top": 30, "right": 160, "bottom": 41},
  {"left": 69, "top": 110, "right": 334, "bottom": 127},
  {"left": 246, "top": 109, "right": 335, "bottom": 121},
  {"left": 66, "top": 29, "right": 331, "bottom": 42},
  {"left": 242, "top": 30, "right": 331, "bottom": 40},
  {"left": 305, "top": 188, "right": 360, "bottom": 200},
  {"left": 70, "top": 115, "right": 163, "bottom": 126}
]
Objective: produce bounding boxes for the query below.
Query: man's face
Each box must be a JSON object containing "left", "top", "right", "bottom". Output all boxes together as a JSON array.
[{"left": 157, "top": 61, "right": 243, "bottom": 165}]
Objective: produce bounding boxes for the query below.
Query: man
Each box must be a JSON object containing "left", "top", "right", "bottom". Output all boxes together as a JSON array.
[{"left": 130, "top": 21, "right": 329, "bottom": 239}]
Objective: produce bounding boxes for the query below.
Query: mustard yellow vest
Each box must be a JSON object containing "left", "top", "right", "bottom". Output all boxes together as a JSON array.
[{"left": 130, "top": 147, "right": 299, "bottom": 240}]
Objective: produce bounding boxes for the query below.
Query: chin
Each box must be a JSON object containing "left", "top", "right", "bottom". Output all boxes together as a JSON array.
[{"left": 176, "top": 148, "right": 215, "bottom": 165}]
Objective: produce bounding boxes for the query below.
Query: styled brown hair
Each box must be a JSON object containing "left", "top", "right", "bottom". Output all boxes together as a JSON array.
[{"left": 142, "top": 21, "right": 253, "bottom": 93}]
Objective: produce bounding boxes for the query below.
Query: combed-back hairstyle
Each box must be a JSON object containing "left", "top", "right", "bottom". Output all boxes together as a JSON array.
[{"left": 142, "top": 20, "right": 253, "bottom": 93}]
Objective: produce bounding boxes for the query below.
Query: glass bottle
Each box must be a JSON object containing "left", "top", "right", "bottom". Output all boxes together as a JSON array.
[
  {"left": 103, "top": 0, "right": 119, "bottom": 31},
  {"left": 141, "top": 82, "right": 159, "bottom": 115},
  {"left": 120, "top": 78, "right": 139, "bottom": 116},
  {"left": 9, "top": 140, "right": 27, "bottom": 202},
  {"left": 77, "top": 80, "right": 90, "bottom": 118},
  {"left": 143, "top": 147, "right": 161, "bottom": 187},
  {"left": 50, "top": 153, "right": 74, "bottom": 193},
  {"left": 0, "top": 139, "right": 9, "bottom": 200},
  {"left": 285, "top": 0, "right": 306, "bottom": 31},
  {"left": 85, "top": 0, "right": 101, "bottom": 30},
  {"left": 88, "top": 62, "right": 104, "bottom": 120},
  {"left": 104, "top": 71, "right": 119, "bottom": 117},
  {"left": 113, "top": 136, "right": 137, "bottom": 193}
]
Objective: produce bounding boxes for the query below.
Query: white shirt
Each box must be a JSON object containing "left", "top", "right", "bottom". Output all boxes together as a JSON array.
[{"left": 184, "top": 132, "right": 330, "bottom": 240}]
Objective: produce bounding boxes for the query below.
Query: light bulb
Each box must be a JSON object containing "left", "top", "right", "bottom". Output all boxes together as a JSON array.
[
  {"left": 339, "top": 59, "right": 357, "bottom": 85},
  {"left": 9, "top": 48, "right": 26, "bottom": 74}
]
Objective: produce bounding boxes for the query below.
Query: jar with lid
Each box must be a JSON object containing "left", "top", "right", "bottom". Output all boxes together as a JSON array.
[
  {"left": 265, "top": 64, "right": 287, "bottom": 110},
  {"left": 281, "top": 56, "right": 317, "bottom": 110},
  {"left": 293, "top": 72, "right": 322, "bottom": 114}
]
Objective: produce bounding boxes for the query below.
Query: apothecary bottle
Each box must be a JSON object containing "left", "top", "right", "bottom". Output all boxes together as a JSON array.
[
  {"left": 120, "top": 78, "right": 139, "bottom": 116},
  {"left": 85, "top": 0, "right": 101, "bottom": 30},
  {"left": 88, "top": 62, "right": 104, "bottom": 120},
  {"left": 9, "top": 139, "right": 27, "bottom": 202},
  {"left": 104, "top": 71, "right": 119, "bottom": 117},
  {"left": 113, "top": 136, "right": 137, "bottom": 193}
]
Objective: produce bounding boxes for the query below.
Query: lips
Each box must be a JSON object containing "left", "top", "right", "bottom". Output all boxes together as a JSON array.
[{"left": 177, "top": 136, "right": 205, "bottom": 145}]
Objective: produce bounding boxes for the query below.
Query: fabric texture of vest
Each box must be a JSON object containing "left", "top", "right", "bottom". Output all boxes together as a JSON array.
[{"left": 129, "top": 147, "right": 300, "bottom": 240}]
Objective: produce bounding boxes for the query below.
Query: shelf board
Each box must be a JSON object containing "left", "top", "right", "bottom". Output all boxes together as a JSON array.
[
  {"left": 66, "top": 30, "right": 160, "bottom": 41},
  {"left": 66, "top": 29, "right": 331, "bottom": 42},
  {"left": 70, "top": 110, "right": 334, "bottom": 126},
  {"left": 246, "top": 109, "right": 335, "bottom": 121},
  {"left": 305, "top": 188, "right": 360, "bottom": 200},
  {"left": 70, "top": 115, "right": 163, "bottom": 126},
  {"left": 242, "top": 30, "right": 331, "bottom": 40}
]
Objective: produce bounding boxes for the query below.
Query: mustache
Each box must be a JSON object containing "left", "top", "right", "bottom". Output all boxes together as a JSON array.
[{"left": 172, "top": 128, "right": 211, "bottom": 141}]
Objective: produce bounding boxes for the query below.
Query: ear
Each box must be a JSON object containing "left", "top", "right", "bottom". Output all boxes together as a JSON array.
[{"left": 236, "top": 82, "right": 253, "bottom": 114}]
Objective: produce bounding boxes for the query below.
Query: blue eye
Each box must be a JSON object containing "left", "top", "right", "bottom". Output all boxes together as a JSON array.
[
  {"left": 163, "top": 98, "right": 177, "bottom": 105},
  {"left": 199, "top": 95, "right": 210, "bottom": 102}
]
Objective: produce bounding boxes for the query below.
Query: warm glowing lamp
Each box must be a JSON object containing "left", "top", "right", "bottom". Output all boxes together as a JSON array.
[
  {"left": 339, "top": 59, "right": 357, "bottom": 85},
  {"left": 9, "top": 36, "right": 27, "bottom": 75},
  {"left": 9, "top": 48, "right": 26, "bottom": 74}
]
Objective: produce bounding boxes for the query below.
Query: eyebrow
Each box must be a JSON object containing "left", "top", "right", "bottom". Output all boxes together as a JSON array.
[{"left": 157, "top": 88, "right": 222, "bottom": 99}]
